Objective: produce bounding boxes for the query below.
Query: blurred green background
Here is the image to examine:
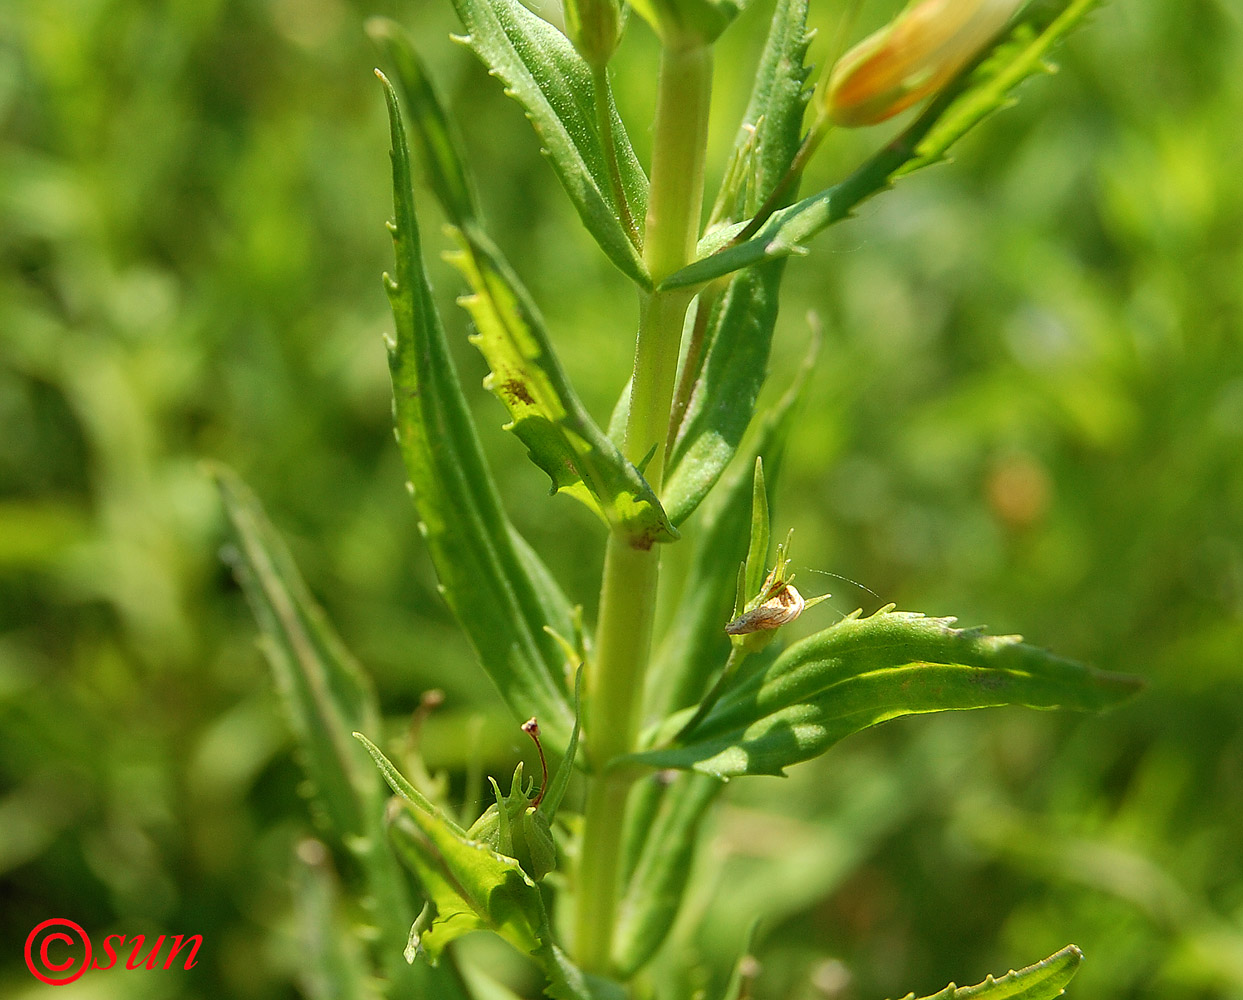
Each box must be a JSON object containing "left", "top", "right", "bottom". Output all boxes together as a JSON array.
[{"left": 2, "top": 0, "right": 1241, "bottom": 997}]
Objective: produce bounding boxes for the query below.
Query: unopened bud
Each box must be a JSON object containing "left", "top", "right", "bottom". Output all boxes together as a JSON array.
[
  {"left": 563, "top": 0, "right": 624, "bottom": 70},
  {"left": 825, "top": 0, "right": 1024, "bottom": 127}
]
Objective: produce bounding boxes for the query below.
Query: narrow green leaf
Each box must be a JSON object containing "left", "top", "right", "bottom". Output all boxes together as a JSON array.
[
  {"left": 662, "top": 262, "right": 785, "bottom": 526},
  {"left": 538, "top": 667, "right": 583, "bottom": 820},
  {"left": 718, "top": 921, "right": 762, "bottom": 1000},
  {"left": 213, "top": 465, "right": 379, "bottom": 842},
  {"left": 647, "top": 353, "right": 810, "bottom": 721},
  {"left": 743, "top": 458, "right": 770, "bottom": 603},
  {"left": 659, "top": 0, "right": 1105, "bottom": 292},
  {"left": 612, "top": 772, "right": 722, "bottom": 975},
  {"left": 659, "top": 0, "right": 812, "bottom": 524},
  {"left": 294, "top": 840, "right": 385, "bottom": 1000},
  {"left": 893, "top": 945, "right": 1084, "bottom": 1000},
  {"left": 707, "top": 0, "right": 813, "bottom": 229},
  {"left": 373, "top": 31, "right": 667, "bottom": 545},
  {"left": 368, "top": 18, "right": 478, "bottom": 227},
  {"left": 895, "top": 0, "right": 1105, "bottom": 181},
  {"left": 447, "top": 227, "right": 677, "bottom": 548},
  {"left": 543, "top": 944, "right": 628, "bottom": 1000},
  {"left": 379, "top": 72, "right": 576, "bottom": 747},
  {"left": 450, "top": 0, "right": 649, "bottom": 284},
  {"left": 632, "top": 608, "right": 1144, "bottom": 778},
  {"left": 388, "top": 801, "right": 547, "bottom": 964},
  {"left": 353, "top": 732, "right": 454, "bottom": 828}
]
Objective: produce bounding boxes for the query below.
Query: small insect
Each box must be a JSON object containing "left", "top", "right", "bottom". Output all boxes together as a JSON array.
[{"left": 724, "top": 569, "right": 807, "bottom": 635}]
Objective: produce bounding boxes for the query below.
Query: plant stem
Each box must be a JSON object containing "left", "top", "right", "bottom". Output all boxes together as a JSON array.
[{"left": 575, "top": 42, "right": 712, "bottom": 976}]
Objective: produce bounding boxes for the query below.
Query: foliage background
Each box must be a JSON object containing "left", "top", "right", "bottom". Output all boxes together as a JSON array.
[{"left": 2, "top": 0, "right": 1241, "bottom": 998}]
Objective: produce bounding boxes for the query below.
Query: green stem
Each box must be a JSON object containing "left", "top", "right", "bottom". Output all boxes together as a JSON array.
[{"left": 575, "top": 42, "right": 712, "bottom": 976}]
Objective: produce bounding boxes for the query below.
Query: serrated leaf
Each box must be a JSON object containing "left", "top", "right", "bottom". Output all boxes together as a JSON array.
[
  {"left": 368, "top": 18, "right": 479, "bottom": 228},
  {"left": 447, "top": 226, "right": 677, "bottom": 548},
  {"left": 631, "top": 608, "right": 1144, "bottom": 778},
  {"left": 354, "top": 731, "right": 453, "bottom": 826},
  {"left": 612, "top": 772, "right": 722, "bottom": 975},
  {"left": 707, "top": 0, "right": 813, "bottom": 229},
  {"left": 451, "top": 0, "right": 648, "bottom": 283},
  {"left": 659, "top": 0, "right": 1104, "bottom": 292},
  {"left": 388, "top": 800, "right": 547, "bottom": 963},
  {"left": 659, "top": 0, "right": 811, "bottom": 523},
  {"left": 374, "top": 22, "right": 669, "bottom": 546},
  {"left": 893, "top": 945, "right": 1084, "bottom": 1000},
  {"left": 213, "top": 465, "right": 379, "bottom": 842},
  {"left": 895, "top": 0, "right": 1104, "bottom": 181},
  {"left": 379, "top": 73, "right": 576, "bottom": 747}
]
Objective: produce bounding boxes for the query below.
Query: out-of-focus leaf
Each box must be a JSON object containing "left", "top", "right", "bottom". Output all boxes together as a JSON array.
[
  {"left": 368, "top": 18, "right": 479, "bottom": 227},
  {"left": 213, "top": 465, "right": 379, "bottom": 842},
  {"left": 379, "top": 73, "right": 576, "bottom": 746},
  {"left": 294, "top": 840, "right": 385, "bottom": 1000},
  {"left": 660, "top": 0, "right": 812, "bottom": 524},
  {"left": 717, "top": 921, "right": 761, "bottom": 1000},
  {"left": 893, "top": 945, "right": 1084, "bottom": 1000},
  {"left": 450, "top": 0, "right": 648, "bottom": 283},
  {"left": 647, "top": 355, "right": 808, "bottom": 721},
  {"left": 447, "top": 227, "right": 677, "bottom": 548},
  {"left": 388, "top": 800, "right": 547, "bottom": 964},
  {"left": 612, "top": 771, "right": 721, "bottom": 975},
  {"left": 659, "top": 0, "right": 1105, "bottom": 292},
  {"left": 631, "top": 608, "right": 1144, "bottom": 778}
]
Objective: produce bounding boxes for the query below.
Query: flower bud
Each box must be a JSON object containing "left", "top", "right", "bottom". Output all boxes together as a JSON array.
[
  {"left": 563, "top": 0, "right": 624, "bottom": 70},
  {"left": 825, "top": 0, "right": 1025, "bottom": 127}
]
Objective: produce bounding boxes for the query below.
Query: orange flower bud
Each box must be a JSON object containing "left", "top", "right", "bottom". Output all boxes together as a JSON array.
[{"left": 825, "top": 0, "right": 1025, "bottom": 127}]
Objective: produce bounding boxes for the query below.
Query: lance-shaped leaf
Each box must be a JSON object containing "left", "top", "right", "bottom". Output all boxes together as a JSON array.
[
  {"left": 660, "top": 0, "right": 812, "bottom": 525},
  {"left": 374, "top": 47, "right": 673, "bottom": 549},
  {"left": 368, "top": 18, "right": 479, "bottom": 228},
  {"left": 631, "top": 608, "right": 1144, "bottom": 778},
  {"left": 389, "top": 800, "right": 547, "bottom": 964},
  {"left": 213, "top": 465, "right": 379, "bottom": 842},
  {"left": 647, "top": 354, "right": 808, "bottom": 721},
  {"left": 447, "top": 227, "right": 677, "bottom": 548},
  {"left": 450, "top": 0, "right": 648, "bottom": 284},
  {"left": 706, "top": 0, "right": 813, "bottom": 229},
  {"left": 294, "top": 840, "right": 385, "bottom": 1000},
  {"left": 379, "top": 72, "right": 576, "bottom": 746},
  {"left": 659, "top": 0, "right": 1105, "bottom": 292},
  {"left": 612, "top": 772, "right": 722, "bottom": 975},
  {"left": 893, "top": 945, "right": 1084, "bottom": 1000}
]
